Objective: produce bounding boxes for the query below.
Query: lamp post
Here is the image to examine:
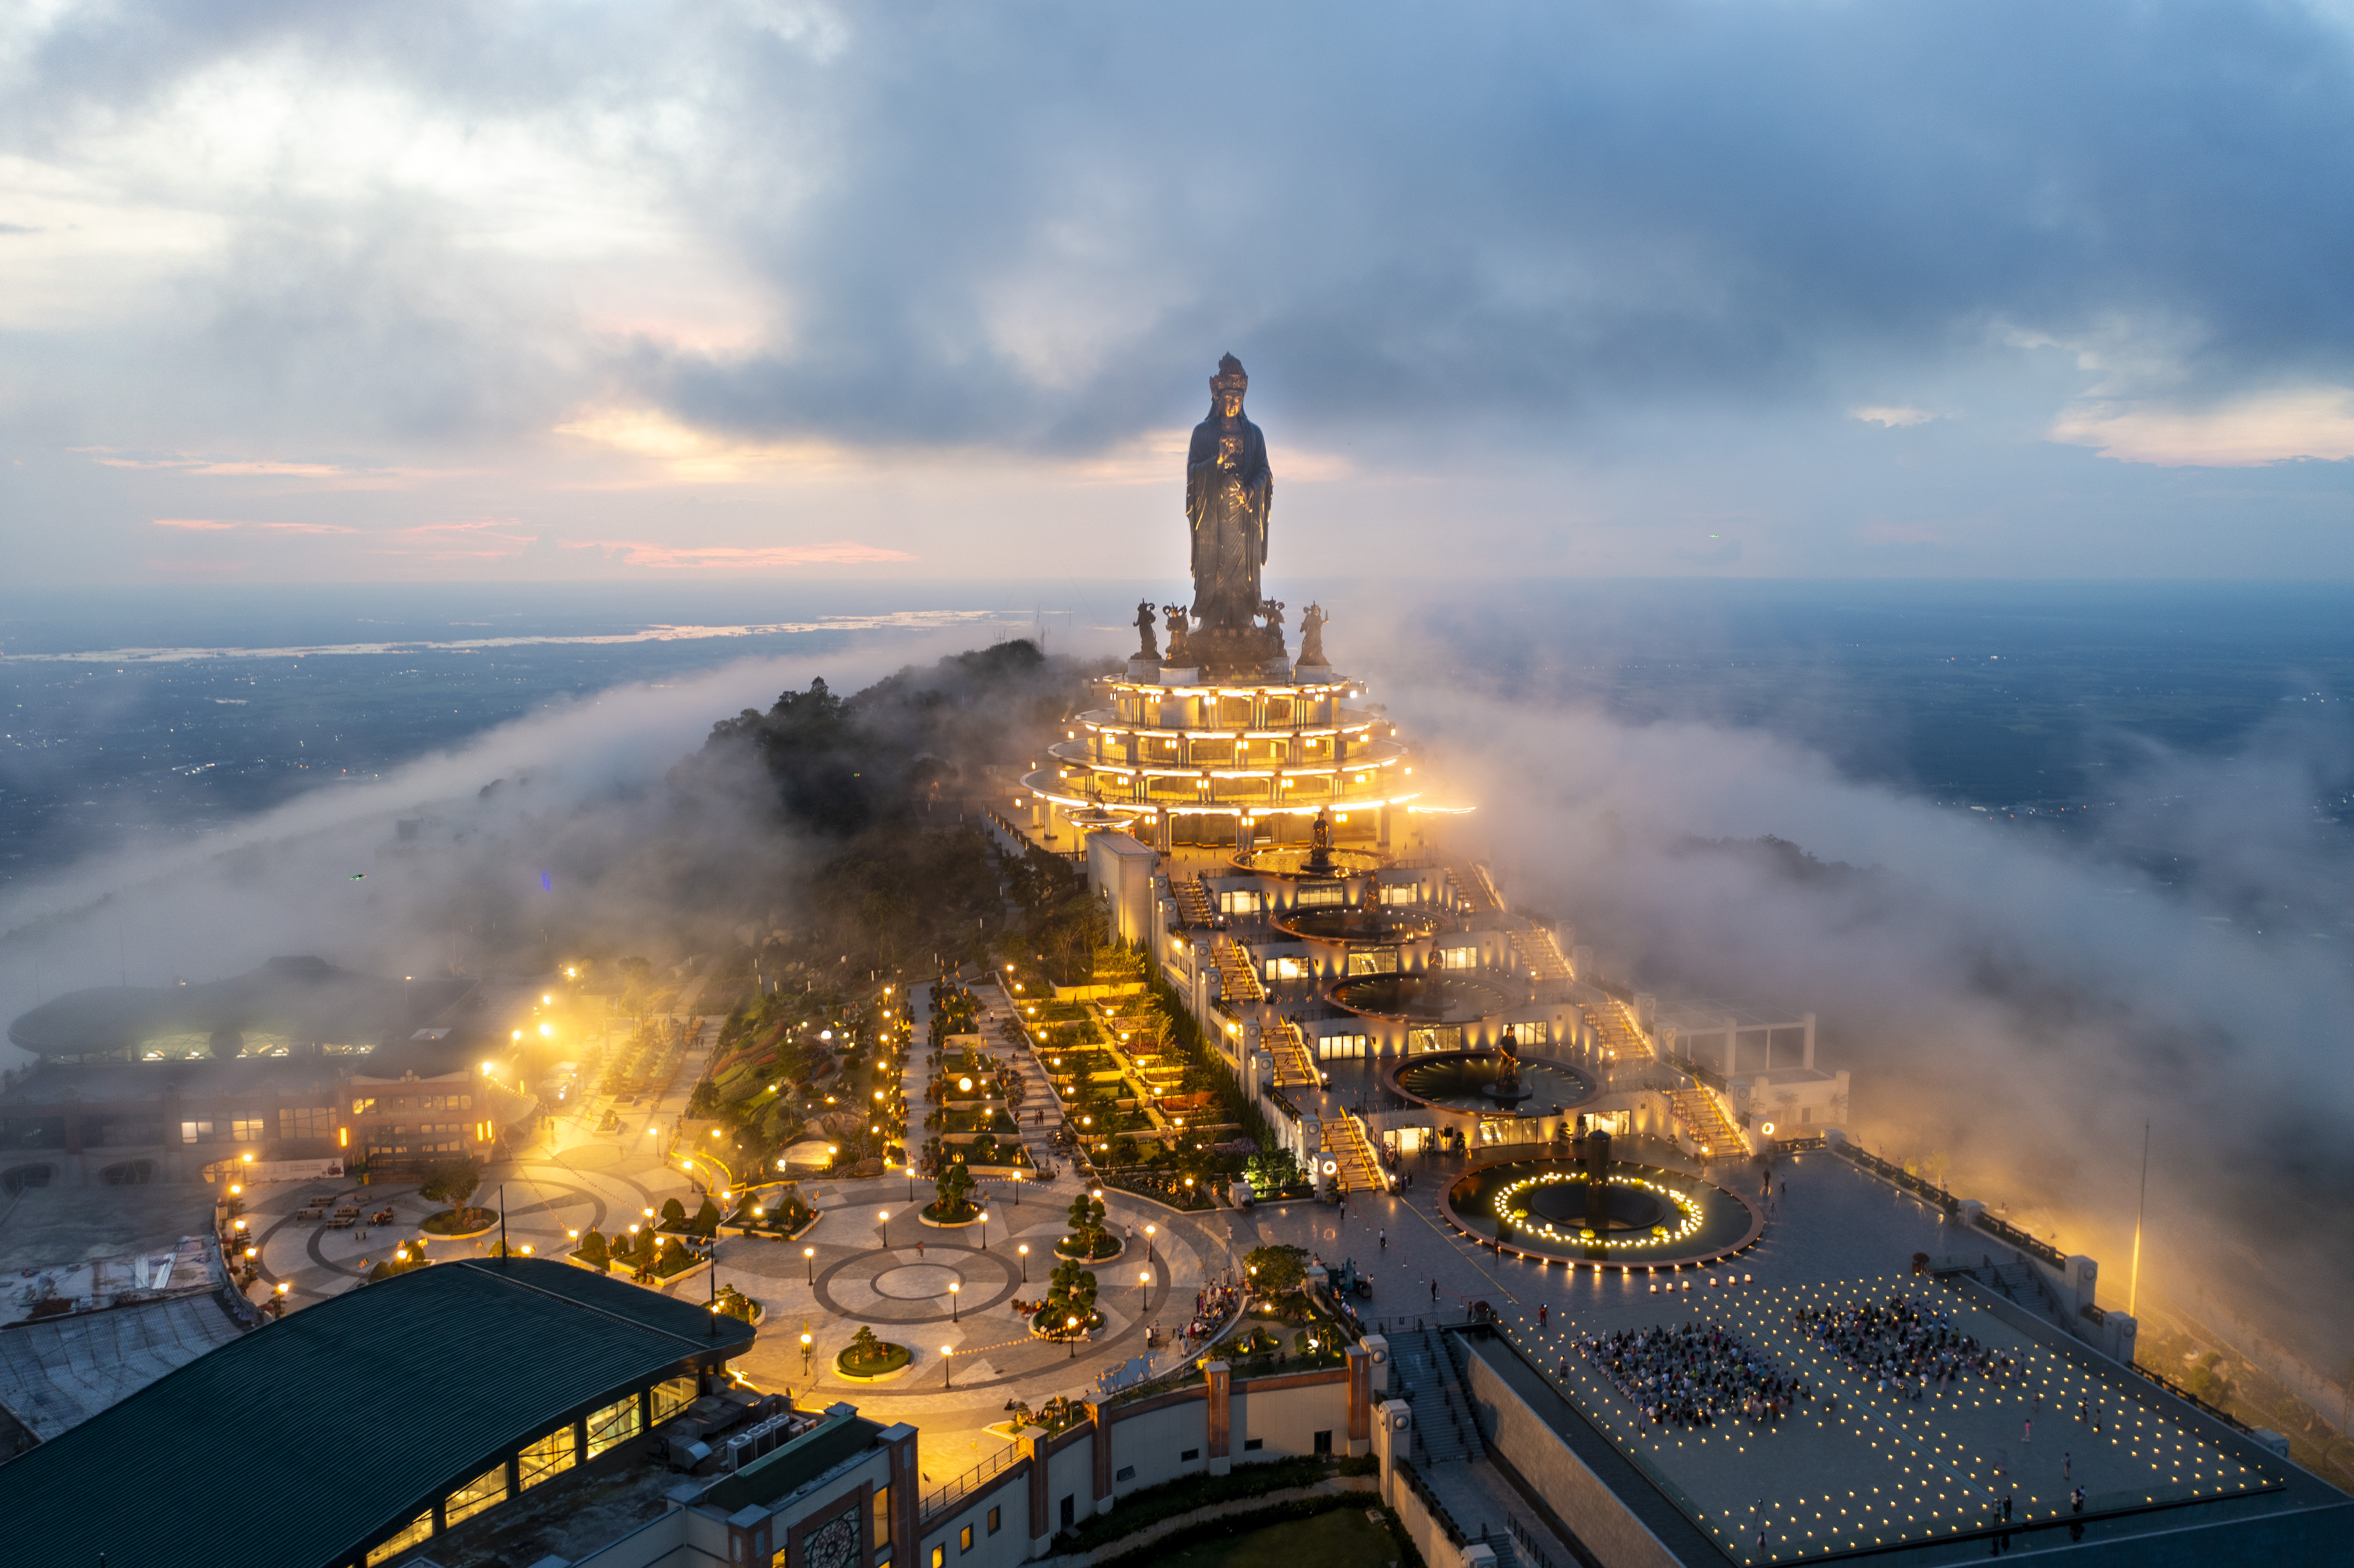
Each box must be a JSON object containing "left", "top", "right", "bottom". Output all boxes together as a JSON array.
[
  {"left": 978, "top": 1211, "right": 989, "bottom": 1251},
  {"left": 950, "top": 1281, "right": 960, "bottom": 1323},
  {"left": 1017, "top": 1243, "right": 1029, "bottom": 1283},
  {"left": 801, "top": 1328, "right": 813, "bottom": 1380},
  {"left": 1067, "top": 1315, "right": 1080, "bottom": 1358},
  {"left": 942, "top": 1346, "right": 954, "bottom": 1390},
  {"left": 878, "top": 1209, "right": 891, "bottom": 1252},
  {"left": 1138, "top": 1270, "right": 1152, "bottom": 1316},
  {"left": 804, "top": 1245, "right": 817, "bottom": 1284},
  {"left": 1144, "top": 1223, "right": 1155, "bottom": 1270}
]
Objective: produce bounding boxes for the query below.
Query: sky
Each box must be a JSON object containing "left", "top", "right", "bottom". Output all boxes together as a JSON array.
[{"left": 6, "top": 0, "right": 2354, "bottom": 584}]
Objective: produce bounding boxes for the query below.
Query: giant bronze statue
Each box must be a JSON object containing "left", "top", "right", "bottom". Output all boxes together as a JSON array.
[{"left": 1186, "top": 354, "right": 1274, "bottom": 651}]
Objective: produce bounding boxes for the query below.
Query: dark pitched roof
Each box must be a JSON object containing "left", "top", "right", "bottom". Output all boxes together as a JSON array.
[{"left": 0, "top": 1258, "right": 754, "bottom": 1568}]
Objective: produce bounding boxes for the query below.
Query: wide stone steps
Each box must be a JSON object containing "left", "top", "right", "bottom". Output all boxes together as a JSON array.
[
  {"left": 1669, "top": 1083, "right": 1745, "bottom": 1158},
  {"left": 1173, "top": 876, "right": 1216, "bottom": 927},
  {"left": 1397, "top": 1326, "right": 1486, "bottom": 1466},
  {"left": 1212, "top": 937, "right": 1265, "bottom": 1003},
  {"left": 1270, "top": 1019, "right": 1321, "bottom": 1089}
]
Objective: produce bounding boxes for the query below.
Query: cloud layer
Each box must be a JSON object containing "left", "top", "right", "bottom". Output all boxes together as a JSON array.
[{"left": 7, "top": 0, "right": 2354, "bottom": 578}]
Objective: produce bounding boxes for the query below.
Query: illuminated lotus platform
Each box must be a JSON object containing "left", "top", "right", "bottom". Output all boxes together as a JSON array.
[
  {"left": 1444, "top": 1156, "right": 1762, "bottom": 1270},
  {"left": 1270, "top": 904, "right": 1444, "bottom": 944},
  {"left": 1389, "top": 1050, "right": 1595, "bottom": 1119},
  {"left": 1327, "top": 970, "right": 1518, "bottom": 1023}
]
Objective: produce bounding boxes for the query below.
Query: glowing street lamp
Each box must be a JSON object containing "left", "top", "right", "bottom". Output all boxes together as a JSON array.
[
  {"left": 804, "top": 1246, "right": 817, "bottom": 1284},
  {"left": 801, "top": 1327, "right": 814, "bottom": 1376},
  {"left": 978, "top": 1211, "right": 990, "bottom": 1251},
  {"left": 1017, "top": 1243, "right": 1030, "bottom": 1282},
  {"left": 878, "top": 1209, "right": 892, "bottom": 1251},
  {"left": 1067, "top": 1315, "right": 1080, "bottom": 1357},
  {"left": 942, "top": 1345, "right": 955, "bottom": 1389},
  {"left": 949, "top": 1282, "right": 960, "bottom": 1322}
]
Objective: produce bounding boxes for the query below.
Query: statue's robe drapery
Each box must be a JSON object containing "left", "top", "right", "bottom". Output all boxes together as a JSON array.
[{"left": 1185, "top": 413, "right": 1273, "bottom": 631}]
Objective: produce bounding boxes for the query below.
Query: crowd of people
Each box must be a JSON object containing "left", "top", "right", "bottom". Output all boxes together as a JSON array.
[
  {"left": 1576, "top": 1321, "right": 1811, "bottom": 1428},
  {"left": 1182, "top": 1281, "right": 1241, "bottom": 1346},
  {"left": 1794, "top": 1295, "right": 2011, "bottom": 1395}
]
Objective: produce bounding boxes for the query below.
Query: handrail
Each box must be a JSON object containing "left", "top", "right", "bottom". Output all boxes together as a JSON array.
[
  {"left": 921, "top": 1443, "right": 1020, "bottom": 1521},
  {"left": 1395, "top": 1458, "right": 1467, "bottom": 1547}
]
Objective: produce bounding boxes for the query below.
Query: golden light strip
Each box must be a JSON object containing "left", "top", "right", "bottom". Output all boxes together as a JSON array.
[{"left": 1491, "top": 1172, "right": 1704, "bottom": 1250}]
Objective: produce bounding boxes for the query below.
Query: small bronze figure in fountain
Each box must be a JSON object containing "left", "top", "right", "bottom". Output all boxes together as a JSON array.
[{"left": 1307, "top": 805, "right": 1335, "bottom": 873}]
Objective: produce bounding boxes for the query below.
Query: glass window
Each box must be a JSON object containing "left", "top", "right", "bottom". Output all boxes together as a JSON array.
[
  {"left": 279, "top": 1106, "right": 333, "bottom": 1139},
  {"left": 586, "top": 1393, "right": 641, "bottom": 1457},
  {"left": 445, "top": 1464, "right": 507, "bottom": 1527},
  {"left": 519, "top": 1424, "right": 576, "bottom": 1489},
  {"left": 873, "top": 1483, "right": 892, "bottom": 1547},
  {"left": 1269, "top": 956, "right": 1306, "bottom": 980},
  {"left": 1345, "top": 950, "right": 1396, "bottom": 977},
  {"left": 231, "top": 1118, "right": 265, "bottom": 1141},
  {"left": 367, "top": 1509, "right": 435, "bottom": 1565},
  {"left": 987, "top": 1508, "right": 999, "bottom": 1536},
  {"left": 1317, "top": 1034, "right": 1368, "bottom": 1061},
  {"left": 653, "top": 1375, "right": 698, "bottom": 1423},
  {"left": 1377, "top": 883, "right": 1420, "bottom": 906},
  {"left": 931, "top": 1548, "right": 945, "bottom": 1568},
  {"left": 959, "top": 1526, "right": 973, "bottom": 1552},
  {"left": 352, "top": 1097, "right": 376, "bottom": 1115},
  {"left": 1217, "top": 890, "right": 1261, "bottom": 915},
  {"left": 1504, "top": 1021, "right": 1550, "bottom": 1047},
  {"left": 1437, "top": 945, "right": 1477, "bottom": 970},
  {"left": 179, "top": 1120, "right": 214, "bottom": 1144},
  {"left": 1295, "top": 883, "right": 1343, "bottom": 908}
]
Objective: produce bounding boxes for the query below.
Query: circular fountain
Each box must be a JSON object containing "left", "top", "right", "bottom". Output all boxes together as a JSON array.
[
  {"left": 1441, "top": 1131, "right": 1764, "bottom": 1270},
  {"left": 1388, "top": 1049, "right": 1596, "bottom": 1120},
  {"left": 1327, "top": 970, "right": 1517, "bottom": 1023},
  {"left": 1270, "top": 905, "right": 1444, "bottom": 946}
]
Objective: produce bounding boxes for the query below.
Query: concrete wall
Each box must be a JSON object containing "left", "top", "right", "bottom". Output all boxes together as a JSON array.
[
  {"left": 1233, "top": 1373, "right": 1348, "bottom": 1460},
  {"left": 1106, "top": 1395, "right": 1211, "bottom": 1492},
  {"left": 1459, "top": 1342, "right": 1683, "bottom": 1568},
  {"left": 918, "top": 1465, "right": 1032, "bottom": 1568}
]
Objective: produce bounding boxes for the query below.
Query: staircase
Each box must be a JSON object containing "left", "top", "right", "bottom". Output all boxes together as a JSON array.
[
  {"left": 1396, "top": 1326, "right": 1486, "bottom": 1465},
  {"left": 1448, "top": 864, "right": 1502, "bottom": 916},
  {"left": 1269, "top": 1019, "right": 1320, "bottom": 1089},
  {"left": 1981, "top": 1260, "right": 2067, "bottom": 1325},
  {"left": 1507, "top": 920, "right": 1573, "bottom": 985},
  {"left": 1172, "top": 875, "right": 1215, "bottom": 928},
  {"left": 1586, "top": 997, "right": 1650, "bottom": 1064},
  {"left": 1669, "top": 1081, "right": 1746, "bottom": 1159},
  {"left": 1321, "top": 1105, "right": 1386, "bottom": 1193},
  {"left": 1211, "top": 937, "right": 1264, "bottom": 1003}
]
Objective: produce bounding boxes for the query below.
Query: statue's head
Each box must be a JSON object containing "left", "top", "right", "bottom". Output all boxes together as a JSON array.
[{"left": 1211, "top": 353, "right": 1247, "bottom": 417}]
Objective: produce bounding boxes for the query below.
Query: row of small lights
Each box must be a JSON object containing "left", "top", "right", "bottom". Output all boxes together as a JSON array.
[
  {"left": 1493, "top": 1275, "right": 2257, "bottom": 1562},
  {"left": 1490, "top": 1171, "right": 1704, "bottom": 1250}
]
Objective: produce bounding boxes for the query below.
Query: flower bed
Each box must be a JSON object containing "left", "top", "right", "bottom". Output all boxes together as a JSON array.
[
  {"left": 836, "top": 1331, "right": 913, "bottom": 1380},
  {"left": 1055, "top": 1232, "right": 1124, "bottom": 1261},
  {"left": 420, "top": 1208, "right": 498, "bottom": 1238}
]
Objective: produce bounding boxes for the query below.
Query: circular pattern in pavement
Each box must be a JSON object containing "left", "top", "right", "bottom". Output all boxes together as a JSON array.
[
  {"left": 815, "top": 1247, "right": 1019, "bottom": 1324},
  {"left": 872, "top": 1264, "right": 965, "bottom": 1300}
]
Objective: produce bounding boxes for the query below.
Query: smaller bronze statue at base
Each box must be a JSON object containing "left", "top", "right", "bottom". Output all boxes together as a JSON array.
[
  {"left": 1162, "top": 604, "right": 1193, "bottom": 666},
  {"left": 1133, "top": 599, "right": 1161, "bottom": 662},
  {"left": 1298, "top": 602, "right": 1329, "bottom": 666}
]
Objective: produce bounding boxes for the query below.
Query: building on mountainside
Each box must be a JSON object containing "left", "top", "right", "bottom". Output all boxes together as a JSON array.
[{"left": 1, "top": 958, "right": 538, "bottom": 1185}]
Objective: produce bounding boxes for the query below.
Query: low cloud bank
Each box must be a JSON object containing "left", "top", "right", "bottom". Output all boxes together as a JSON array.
[{"left": 1397, "top": 680, "right": 2354, "bottom": 1367}]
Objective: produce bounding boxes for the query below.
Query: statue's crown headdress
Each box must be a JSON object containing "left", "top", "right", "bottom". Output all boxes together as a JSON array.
[{"left": 1212, "top": 353, "right": 1248, "bottom": 389}]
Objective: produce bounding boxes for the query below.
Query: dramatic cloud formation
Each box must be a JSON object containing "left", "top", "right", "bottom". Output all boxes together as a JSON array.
[{"left": 6, "top": 0, "right": 2354, "bottom": 579}]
